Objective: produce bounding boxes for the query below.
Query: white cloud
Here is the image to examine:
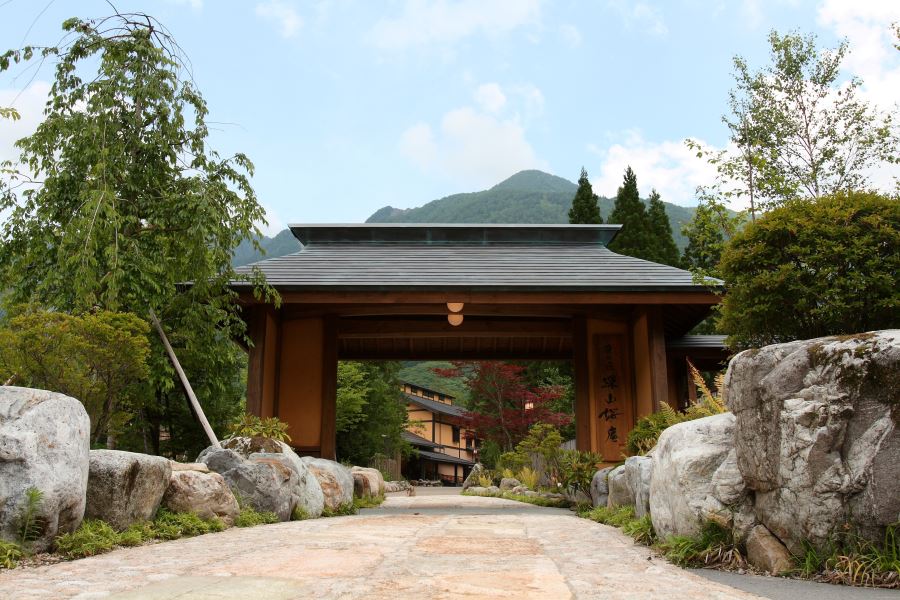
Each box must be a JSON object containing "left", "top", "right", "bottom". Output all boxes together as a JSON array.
[
  {"left": 588, "top": 131, "right": 718, "bottom": 207},
  {"left": 256, "top": 1, "right": 303, "bottom": 39},
  {"left": 559, "top": 24, "right": 582, "bottom": 47},
  {"left": 400, "top": 107, "right": 546, "bottom": 188},
  {"left": 368, "top": 0, "right": 541, "bottom": 50},
  {"left": 473, "top": 83, "right": 506, "bottom": 113},
  {"left": 606, "top": 0, "right": 668, "bottom": 36}
]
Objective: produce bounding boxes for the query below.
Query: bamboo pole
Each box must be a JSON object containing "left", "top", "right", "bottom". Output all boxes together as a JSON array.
[{"left": 149, "top": 308, "right": 221, "bottom": 449}]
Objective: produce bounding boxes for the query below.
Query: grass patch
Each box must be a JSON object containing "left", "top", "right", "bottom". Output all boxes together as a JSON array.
[
  {"left": 656, "top": 521, "right": 745, "bottom": 570},
  {"left": 291, "top": 506, "right": 311, "bottom": 521},
  {"left": 0, "top": 540, "right": 24, "bottom": 569},
  {"left": 54, "top": 520, "right": 121, "bottom": 559},
  {"left": 502, "top": 493, "right": 570, "bottom": 508},
  {"left": 321, "top": 502, "right": 358, "bottom": 518},
  {"left": 622, "top": 514, "right": 657, "bottom": 545},
  {"left": 152, "top": 509, "right": 225, "bottom": 539},
  {"left": 797, "top": 525, "right": 900, "bottom": 588},
  {"left": 353, "top": 494, "right": 386, "bottom": 510},
  {"left": 234, "top": 506, "right": 280, "bottom": 527},
  {"left": 580, "top": 505, "right": 637, "bottom": 527}
]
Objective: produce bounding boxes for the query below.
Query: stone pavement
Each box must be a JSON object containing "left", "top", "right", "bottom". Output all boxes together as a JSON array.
[{"left": 0, "top": 490, "right": 764, "bottom": 599}]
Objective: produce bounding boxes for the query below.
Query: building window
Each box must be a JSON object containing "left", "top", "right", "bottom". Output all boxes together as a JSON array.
[
  {"left": 452, "top": 426, "right": 460, "bottom": 444},
  {"left": 465, "top": 435, "right": 473, "bottom": 448}
]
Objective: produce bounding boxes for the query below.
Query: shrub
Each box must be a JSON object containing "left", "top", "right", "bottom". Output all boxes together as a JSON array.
[
  {"left": 291, "top": 506, "right": 311, "bottom": 521},
  {"left": 517, "top": 466, "right": 540, "bottom": 490},
  {"left": 321, "top": 502, "right": 358, "bottom": 518},
  {"left": 656, "top": 521, "right": 745, "bottom": 569},
  {"left": 476, "top": 471, "right": 495, "bottom": 488},
  {"left": 0, "top": 540, "right": 23, "bottom": 569},
  {"left": 798, "top": 524, "right": 900, "bottom": 588},
  {"left": 581, "top": 505, "right": 636, "bottom": 527},
  {"left": 117, "top": 522, "right": 156, "bottom": 547},
  {"left": 353, "top": 494, "right": 385, "bottom": 510},
  {"left": 234, "top": 506, "right": 280, "bottom": 527},
  {"left": 16, "top": 487, "right": 44, "bottom": 549},
  {"left": 152, "top": 509, "right": 224, "bottom": 539},
  {"left": 622, "top": 515, "right": 657, "bottom": 545},
  {"left": 226, "top": 414, "right": 292, "bottom": 442},
  {"left": 54, "top": 520, "right": 120, "bottom": 559},
  {"left": 558, "top": 450, "right": 603, "bottom": 495}
]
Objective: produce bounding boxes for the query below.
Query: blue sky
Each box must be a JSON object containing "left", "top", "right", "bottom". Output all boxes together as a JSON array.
[{"left": 1, "top": 0, "right": 898, "bottom": 233}]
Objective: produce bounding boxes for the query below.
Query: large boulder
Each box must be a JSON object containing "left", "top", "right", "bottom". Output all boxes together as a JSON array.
[
  {"left": 220, "top": 437, "right": 325, "bottom": 518},
  {"left": 198, "top": 448, "right": 295, "bottom": 521},
  {"left": 499, "top": 477, "right": 521, "bottom": 492},
  {"left": 0, "top": 387, "right": 90, "bottom": 552},
  {"left": 162, "top": 465, "right": 240, "bottom": 525},
  {"left": 726, "top": 330, "right": 900, "bottom": 553},
  {"left": 649, "top": 413, "right": 739, "bottom": 539},
  {"left": 590, "top": 467, "right": 614, "bottom": 508},
  {"left": 745, "top": 524, "right": 794, "bottom": 575},
  {"left": 624, "top": 456, "right": 652, "bottom": 518},
  {"left": 301, "top": 457, "right": 354, "bottom": 511},
  {"left": 351, "top": 466, "right": 385, "bottom": 497},
  {"left": 462, "top": 463, "right": 484, "bottom": 491},
  {"left": 606, "top": 465, "right": 633, "bottom": 509},
  {"left": 85, "top": 450, "right": 171, "bottom": 530}
]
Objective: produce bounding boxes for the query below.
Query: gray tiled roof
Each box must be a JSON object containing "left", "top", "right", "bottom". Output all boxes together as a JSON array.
[
  {"left": 233, "top": 224, "right": 712, "bottom": 292},
  {"left": 415, "top": 448, "right": 475, "bottom": 466},
  {"left": 401, "top": 430, "right": 442, "bottom": 449},
  {"left": 405, "top": 393, "right": 468, "bottom": 418}
]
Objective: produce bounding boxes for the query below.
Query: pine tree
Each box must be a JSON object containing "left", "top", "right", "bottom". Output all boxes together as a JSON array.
[
  {"left": 607, "top": 166, "right": 652, "bottom": 259},
  {"left": 646, "top": 189, "right": 681, "bottom": 267},
  {"left": 568, "top": 167, "right": 603, "bottom": 224}
]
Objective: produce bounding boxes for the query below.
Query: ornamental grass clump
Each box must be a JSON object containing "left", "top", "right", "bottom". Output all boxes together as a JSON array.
[
  {"left": 321, "top": 502, "right": 358, "bottom": 518},
  {"left": 798, "top": 524, "right": 900, "bottom": 588},
  {"left": 581, "top": 505, "right": 636, "bottom": 527},
  {"left": 0, "top": 540, "right": 24, "bottom": 569},
  {"left": 234, "top": 506, "right": 280, "bottom": 527},
  {"left": 656, "top": 521, "right": 745, "bottom": 570},
  {"left": 151, "top": 509, "right": 225, "bottom": 539},
  {"left": 54, "top": 520, "right": 120, "bottom": 559}
]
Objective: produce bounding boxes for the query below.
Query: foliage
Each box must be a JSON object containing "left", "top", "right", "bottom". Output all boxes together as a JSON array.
[
  {"left": 0, "top": 308, "right": 150, "bottom": 448},
  {"left": 681, "top": 194, "right": 745, "bottom": 281},
  {"left": 519, "top": 361, "right": 576, "bottom": 440},
  {"left": 797, "top": 525, "right": 900, "bottom": 588},
  {"left": 517, "top": 466, "right": 540, "bottom": 490},
  {"left": 568, "top": 167, "right": 603, "bottom": 224},
  {"left": 291, "top": 506, "right": 311, "bottom": 521},
  {"left": 226, "top": 414, "right": 292, "bottom": 442},
  {"left": 645, "top": 190, "right": 682, "bottom": 267},
  {"left": 689, "top": 30, "right": 897, "bottom": 214},
  {"left": 54, "top": 520, "right": 121, "bottom": 559},
  {"left": 0, "top": 540, "right": 23, "bottom": 569},
  {"left": 151, "top": 509, "right": 225, "bottom": 539},
  {"left": 353, "top": 494, "right": 386, "bottom": 510},
  {"left": 434, "top": 363, "right": 570, "bottom": 452},
  {"left": 336, "top": 361, "right": 411, "bottom": 465},
  {"left": 234, "top": 507, "right": 279, "bottom": 528},
  {"left": 501, "top": 493, "right": 569, "bottom": 508},
  {"left": 558, "top": 450, "right": 603, "bottom": 495},
  {"left": 0, "top": 13, "right": 271, "bottom": 457},
  {"left": 117, "top": 522, "right": 156, "bottom": 547},
  {"left": 397, "top": 361, "right": 471, "bottom": 405},
  {"left": 626, "top": 362, "right": 726, "bottom": 455},
  {"left": 580, "top": 505, "right": 637, "bottom": 527},
  {"left": 608, "top": 167, "right": 651, "bottom": 259},
  {"left": 718, "top": 192, "right": 900, "bottom": 349},
  {"left": 656, "top": 522, "right": 745, "bottom": 569},
  {"left": 321, "top": 502, "right": 358, "bottom": 518},
  {"left": 16, "top": 487, "right": 44, "bottom": 548},
  {"left": 476, "top": 471, "right": 495, "bottom": 488},
  {"left": 622, "top": 515, "right": 657, "bottom": 545}
]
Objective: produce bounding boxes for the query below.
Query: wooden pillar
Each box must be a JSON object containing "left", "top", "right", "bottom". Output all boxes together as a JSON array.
[
  {"left": 647, "top": 306, "right": 669, "bottom": 412},
  {"left": 319, "top": 315, "right": 338, "bottom": 461},
  {"left": 245, "top": 305, "right": 279, "bottom": 418},
  {"left": 631, "top": 306, "right": 669, "bottom": 418},
  {"left": 277, "top": 317, "right": 324, "bottom": 454},
  {"left": 572, "top": 316, "right": 591, "bottom": 452}
]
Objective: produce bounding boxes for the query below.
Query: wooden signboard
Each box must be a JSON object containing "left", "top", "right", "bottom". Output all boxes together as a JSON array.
[{"left": 593, "top": 334, "right": 633, "bottom": 462}]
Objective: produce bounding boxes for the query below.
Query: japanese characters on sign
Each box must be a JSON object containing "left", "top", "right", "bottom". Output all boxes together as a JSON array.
[{"left": 594, "top": 335, "right": 631, "bottom": 461}]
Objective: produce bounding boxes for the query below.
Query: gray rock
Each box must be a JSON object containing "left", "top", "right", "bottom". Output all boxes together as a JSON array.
[
  {"left": 726, "top": 330, "right": 900, "bottom": 553},
  {"left": 649, "top": 413, "right": 738, "bottom": 539},
  {"left": 590, "top": 467, "right": 614, "bottom": 508},
  {"left": 745, "top": 524, "right": 794, "bottom": 575},
  {"left": 606, "top": 465, "right": 633, "bottom": 509},
  {"left": 467, "top": 486, "right": 487, "bottom": 495},
  {"left": 301, "top": 457, "right": 354, "bottom": 511},
  {"left": 219, "top": 437, "right": 325, "bottom": 518},
  {"left": 162, "top": 469, "right": 240, "bottom": 525},
  {"left": 351, "top": 466, "right": 385, "bottom": 497},
  {"left": 0, "top": 387, "right": 90, "bottom": 552},
  {"left": 85, "top": 450, "right": 171, "bottom": 530},
  {"left": 499, "top": 477, "right": 521, "bottom": 491},
  {"left": 462, "top": 463, "right": 484, "bottom": 491},
  {"left": 485, "top": 485, "right": 501, "bottom": 496},
  {"left": 198, "top": 448, "right": 294, "bottom": 521},
  {"left": 352, "top": 472, "right": 372, "bottom": 498},
  {"left": 510, "top": 485, "right": 528, "bottom": 495},
  {"left": 625, "top": 456, "right": 653, "bottom": 518},
  {"left": 384, "top": 480, "right": 409, "bottom": 493}
]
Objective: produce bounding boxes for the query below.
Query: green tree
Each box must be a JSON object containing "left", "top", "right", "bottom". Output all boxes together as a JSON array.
[
  {"left": 568, "top": 167, "right": 603, "bottom": 224},
  {"left": 718, "top": 191, "right": 899, "bottom": 349},
  {"left": 690, "top": 31, "right": 897, "bottom": 214},
  {"left": 608, "top": 167, "right": 652, "bottom": 259},
  {"left": 681, "top": 195, "right": 744, "bottom": 280},
  {"left": 645, "top": 190, "right": 681, "bottom": 267},
  {"left": 0, "top": 14, "right": 270, "bottom": 456},
  {"left": 0, "top": 308, "right": 150, "bottom": 447},
  {"left": 336, "top": 361, "right": 410, "bottom": 465}
]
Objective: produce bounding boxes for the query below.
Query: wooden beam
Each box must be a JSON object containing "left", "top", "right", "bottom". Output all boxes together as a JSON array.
[
  {"left": 337, "top": 344, "right": 572, "bottom": 361},
  {"left": 319, "top": 315, "right": 338, "bottom": 461},
  {"left": 337, "top": 318, "right": 572, "bottom": 339},
  {"left": 279, "top": 303, "right": 633, "bottom": 319},
  {"left": 572, "top": 317, "right": 591, "bottom": 452}
]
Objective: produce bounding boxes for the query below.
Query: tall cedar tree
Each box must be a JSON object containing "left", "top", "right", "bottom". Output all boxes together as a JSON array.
[
  {"left": 433, "top": 361, "right": 571, "bottom": 452},
  {"left": 646, "top": 190, "right": 681, "bottom": 267},
  {"left": 607, "top": 167, "right": 652, "bottom": 259},
  {"left": 568, "top": 167, "right": 603, "bottom": 224},
  {"left": 0, "top": 15, "right": 273, "bottom": 456}
]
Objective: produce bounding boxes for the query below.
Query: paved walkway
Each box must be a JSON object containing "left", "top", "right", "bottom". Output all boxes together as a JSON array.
[{"left": 0, "top": 491, "right": 768, "bottom": 599}]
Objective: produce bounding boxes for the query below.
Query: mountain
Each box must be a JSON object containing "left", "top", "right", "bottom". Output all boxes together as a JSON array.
[{"left": 233, "top": 170, "right": 697, "bottom": 266}]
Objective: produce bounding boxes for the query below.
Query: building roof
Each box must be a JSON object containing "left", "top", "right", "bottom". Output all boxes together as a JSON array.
[
  {"left": 401, "top": 430, "right": 442, "bottom": 450},
  {"left": 402, "top": 380, "right": 455, "bottom": 401},
  {"left": 415, "top": 448, "right": 475, "bottom": 467},
  {"left": 405, "top": 393, "right": 468, "bottom": 418},
  {"left": 666, "top": 335, "right": 728, "bottom": 349},
  {"left": 232, "top": 224, "right": 718, "bottom": 293}
]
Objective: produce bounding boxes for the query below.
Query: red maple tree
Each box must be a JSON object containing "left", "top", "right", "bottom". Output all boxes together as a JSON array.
[{"left": 433, "top": 361, "right": 571, "bottom": 451}]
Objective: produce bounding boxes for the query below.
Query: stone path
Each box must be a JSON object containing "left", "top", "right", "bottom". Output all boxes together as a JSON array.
[{"left": 0, "top": 490, "right": 764, "bottom": 599}]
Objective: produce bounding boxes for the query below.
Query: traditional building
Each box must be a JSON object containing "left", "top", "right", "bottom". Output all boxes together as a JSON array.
[
  {"left": 400, "top": 382, "right": 476, "bottom": 485},
  {"left": 233, "top": 223, "right": 725, "bottom": 464}
]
